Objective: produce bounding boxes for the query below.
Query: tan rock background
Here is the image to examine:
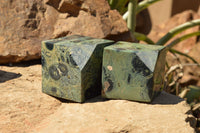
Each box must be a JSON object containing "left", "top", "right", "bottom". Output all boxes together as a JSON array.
[{"left": 148, "top": 0, "right": 200, "bottom": 26}]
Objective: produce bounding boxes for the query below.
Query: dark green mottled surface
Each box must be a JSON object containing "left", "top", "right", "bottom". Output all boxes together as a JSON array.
[
  {"left": 102, "top": 41, "right": 166, "bottom": 102},
  {"left": 42, "top": 35, "right": 114, "bottom": 102}
]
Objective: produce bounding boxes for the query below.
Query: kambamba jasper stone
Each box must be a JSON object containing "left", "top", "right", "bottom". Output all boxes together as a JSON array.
[
  {"left": 42, "top": 35, "right": 114, "bottom": 102},
  {"left": 102, "top": 41, "right": 167, "bottom": 102}
]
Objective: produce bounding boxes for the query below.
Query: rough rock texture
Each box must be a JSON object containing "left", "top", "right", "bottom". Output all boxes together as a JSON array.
[
  {"left": 148, "top": 10, "right": 200, "bottom": 53},
  {"left": 0, "top": 64, "right": 196, "bottom": 133},
  {"left": 35, "top": 92, "right": 195, "bottom": 133},
  {"left": 0, "top": 0, "right": 46, "bottom": 64},
  {"left": 0, "top": 64, "right": 61, "bottom": 133},
  {"left": 0, "top": 0, "right": 130, "bottom": 64}
]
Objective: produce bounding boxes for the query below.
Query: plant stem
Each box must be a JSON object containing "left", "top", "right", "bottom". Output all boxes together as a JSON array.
[
  {"left": 127, "top": 0, "right": 138, "bottom": 40},
  {"left": 166, "top": 31, "right": 200, "bottom": 49},
  {"left": 137, "top": 0, "right": 160, "bottom": 14},
  {"left": 169, "top": 49, "right": 199, "bottom": 65},
  {"left": 134, "top": 32, "right": 155, "bottom": 44},
  {"left": 109, "top": 0, "right": 117, "bottom": 9},
  {"left": 166, "top": 61, "right": 170, "bottom": 69},
  {"left": 156, "top": 19, "right": 200, "bottom": 45},
  {"left": 123, "top": 11, "right": 129, "bottom": 20},
  {"left": 123, "top": 0, "right": 160, "bottom": 20},
  {"left": 116, "top": 0, "right": 129, "bottom": 14}
]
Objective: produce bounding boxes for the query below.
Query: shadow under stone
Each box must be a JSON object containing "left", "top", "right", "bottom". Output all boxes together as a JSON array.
[
  {"left": 152, "top": 91, "right": 184, "bottom": 105},
  {"left": 0, "top": 70, "right": 22, "bottom": 83},
  {"left": 85, "top": 95, "right": 108, "bottom": 103},
  {"left": 48, "top": 91, "right": 184, "bottom": 104}
]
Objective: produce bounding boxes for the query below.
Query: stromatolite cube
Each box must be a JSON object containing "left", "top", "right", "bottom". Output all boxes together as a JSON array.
[
  {"left": 42, "top": 35, "right": 114, "bottom": 102},
  {"left": 102, "top": 41, "right": 166, "bottom": 102}
]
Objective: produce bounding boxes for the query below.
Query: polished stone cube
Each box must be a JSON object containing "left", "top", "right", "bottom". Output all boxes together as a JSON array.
[
  {"left": 102, "top": 41, "right": 166, "bottom": 102},
  {"left": 42, "top": 35, "right": 114, "bottom": 102}
]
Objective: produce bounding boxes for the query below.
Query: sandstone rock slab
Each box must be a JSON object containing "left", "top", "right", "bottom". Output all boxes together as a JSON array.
[
  {"left": 34, "top": 91, "right": 195, "bottom": 133},
  {"left": 0, "top": 64, "right": 196, "bottom": 133},
  {"left": 0, "top": 64, "right": 61, "bottom": 133}
]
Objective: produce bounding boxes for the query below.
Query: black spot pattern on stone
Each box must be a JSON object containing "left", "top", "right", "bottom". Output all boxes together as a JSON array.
[
  {"left": 61, "top": 55, "right": 65, "bottom": 62},
  {"left": 66, "top": 57, "right": 70, "bottom": 64},
  {"left": 131, "top": 56, "right": 151, "bottom": 76},
  {"left": 143, "top": 69, "right": 150, "bottom": 76},
  {"left": 69, "top": 54, "right": 77, "bottom": 66},
  {"left": 127, "top": 74, "right": 131, "bottom": 84},
  {"left": 51, "top": 87, "right": 57, "bottom": 93},
  {"left": 106, "top": 79, "right": 114, "bottom": 92},
  {"left": 102, "top": 67, "right": 106, "bottom": 75},
  {"left": 115, "top": 48, "right": 126, "bottom": 51},
  {"left": 140, "top": 92, "right": 145, "bottom": 99},
  {"left": 49, "top": 65, "right": 60, "bottom": 80},
  {"left": 131, "top": 68, "right": 136, "bottom": 73},
  {"left": 58, "top": 63, "right": 68, "bottom": 76},
  {"left": 45, "top": 42, "right": 54, "bottom": 50},
  {"left": 147, "top": 77, "right": 154, "bottom": 98},
  {"left": 41, "top": 55, "right": 46, "bottom": 67},
  {"left": 103, "top": 67, "right": 111, "bottom": 80},
  {"left": 147, "top": 77, "right": 153, "bottom": 89},
  {"left": 118, "top": 83, "right": 120, "bottom": 87}
]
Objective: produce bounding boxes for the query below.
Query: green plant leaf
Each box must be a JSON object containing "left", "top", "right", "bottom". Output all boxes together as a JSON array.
[
  {"left": 169, "top": 49, "right": 199, "bottom": 65},
  {"left": 115, "top": 0, "right": 129, "bottom": 14},
  {"left": 108, "top": 0, "right": 118, "bottom": 9},
  {"left": 127, "top": 0, "right": 138, "bottom": 39},
  {"left": 185, "top": 85, "right": 200, "bottom": 103},
  {"left": 136, "top": 0, "right": 161, "bottom": 14},
  {"left": 134, "top": 32, "right": 155, "bottom": 44},
  {"left": 166, "top": 31, "right": 200, "bottom": 49},
  {"left": 156, "top": 19, "right": 200, "bottom": 45},
  {"left": 108, "top": 0, "right": 129, "bottom": 14}
]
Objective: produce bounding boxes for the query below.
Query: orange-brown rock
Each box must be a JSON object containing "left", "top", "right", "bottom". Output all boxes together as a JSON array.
[{"left": 0, "top": 0, "right": 131, "bottom": 64}]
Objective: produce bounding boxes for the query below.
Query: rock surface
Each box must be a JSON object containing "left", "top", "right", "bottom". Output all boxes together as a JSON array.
[
  {"left": 0, "top": 64, "right": 196, "bottom": 133},
  {"left": 0, "top": 0, "right": 131, "bottom": 64},
  {"left": 34, "top": 93, "right": 195, "bottom": 133},
  {"left": 0, "top": 64, "right": 61, "bottom": 133}
]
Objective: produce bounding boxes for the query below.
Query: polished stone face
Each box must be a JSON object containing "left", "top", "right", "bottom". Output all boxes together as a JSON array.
[
  {"left": 102, "top": 42, "right": 166, "bottom": 102},
  {"left": 42, "top": 35, "right": 114, "bottom": 102}
]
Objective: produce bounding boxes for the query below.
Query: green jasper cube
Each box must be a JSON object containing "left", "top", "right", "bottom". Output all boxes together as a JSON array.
[
  {"left": 42, "top": 35, "right": 114, "bottom": 103},
  {"left": 102, "top": 41, "right": 167, "bottom": 102}
]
